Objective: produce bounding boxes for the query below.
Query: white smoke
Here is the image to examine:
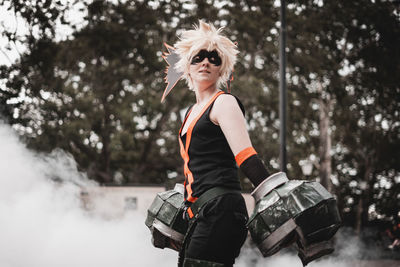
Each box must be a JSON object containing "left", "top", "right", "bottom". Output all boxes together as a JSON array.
[
  {"left": 0, "top": 122, "right": 382, "bottom": 267},
  {"left": 0, "top": 122, "right": 177, "bottom": 267},
  {"left": 236, "top": 239, "right": 356, "bottom": 267}
]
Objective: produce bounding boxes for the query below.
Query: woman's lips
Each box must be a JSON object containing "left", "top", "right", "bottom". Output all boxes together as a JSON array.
[{"left": 199, "top": 69, "right": 210, "bottom": 73}]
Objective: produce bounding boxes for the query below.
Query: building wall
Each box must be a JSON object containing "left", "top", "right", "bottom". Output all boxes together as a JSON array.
[
  {"left": 81, "top": 186, "right": 255, "bottom": 219},
  {"left": 81, "top": 186, "right": 165, "bottom": 219}
]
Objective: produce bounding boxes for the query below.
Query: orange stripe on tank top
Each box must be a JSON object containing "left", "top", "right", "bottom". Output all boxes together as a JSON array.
[{"left": 178, "top": 91, "right": 225, "bottom": 203}]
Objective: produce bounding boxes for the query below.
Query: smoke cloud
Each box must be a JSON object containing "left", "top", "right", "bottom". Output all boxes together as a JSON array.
[
  {"left": 0, "top": 123, "right": 177, "bottom": 267},
  {"left": 0, "top": 122, "right": 384, "bottom": 267}
]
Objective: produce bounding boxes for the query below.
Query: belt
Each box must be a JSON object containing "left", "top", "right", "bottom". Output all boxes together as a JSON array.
[{"left": 186, "top": 187, "right": 240, "bottom": 219}]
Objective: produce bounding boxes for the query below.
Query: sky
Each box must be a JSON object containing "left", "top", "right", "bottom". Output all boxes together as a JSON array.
[{"left": 0, "top": 0, "right": 88, "bottom": 66}]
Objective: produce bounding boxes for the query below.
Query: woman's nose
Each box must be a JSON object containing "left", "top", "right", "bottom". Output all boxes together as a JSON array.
[{"left": 201, "top": 58, "right": 210, "bottom": 65}]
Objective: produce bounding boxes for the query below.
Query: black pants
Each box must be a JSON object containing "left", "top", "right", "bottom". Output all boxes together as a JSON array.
[{"left": 183, "top": 193, "right": 249, "bottom": 266}]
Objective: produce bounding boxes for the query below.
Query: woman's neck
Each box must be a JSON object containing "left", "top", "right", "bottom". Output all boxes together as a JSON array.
[{"left": 194, "top": 83, "right": 219, "bottom": 105}]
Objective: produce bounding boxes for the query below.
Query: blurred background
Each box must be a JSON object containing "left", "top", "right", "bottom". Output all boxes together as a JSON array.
[{"left": 0, "top": 0, "right": 399, "bottom": 266}]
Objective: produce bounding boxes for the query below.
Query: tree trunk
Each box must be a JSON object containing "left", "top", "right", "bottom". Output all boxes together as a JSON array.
[
  {"left": 100, "top": 96, "right": 113, "bottom": 183},
  {"left": 355, "top": 197, "right": 363, "bottom": 235},
  {"left": 355, "top": 158, "right": 373, "bottom": 235},
  {"left": 318, "top": 85, "right": 334, "bottom": 193}
]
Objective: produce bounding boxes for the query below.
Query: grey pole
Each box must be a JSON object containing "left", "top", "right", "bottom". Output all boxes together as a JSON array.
[{"left": 279, "top": 0, "right": 287, "bottom": 173}]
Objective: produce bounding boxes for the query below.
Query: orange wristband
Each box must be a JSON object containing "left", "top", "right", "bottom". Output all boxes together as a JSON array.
[{"left": 235, "top": 147, "right": 257, "bottom": 166}]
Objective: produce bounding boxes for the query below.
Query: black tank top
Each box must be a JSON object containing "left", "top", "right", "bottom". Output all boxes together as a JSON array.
[{"left": 179, "top": 91, "right": 245, "bottom": 203}]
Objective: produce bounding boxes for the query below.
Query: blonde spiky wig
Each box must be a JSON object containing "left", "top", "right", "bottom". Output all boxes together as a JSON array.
[{"left": 174, "top": 20, "right": 238, "bottom": 90}]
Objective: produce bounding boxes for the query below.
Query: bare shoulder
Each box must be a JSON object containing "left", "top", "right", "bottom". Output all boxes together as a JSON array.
[
  {"left": 210, "top": 93, "right": 243, "bottom": 125},
  {"left": 213, "top": 93, "right": 240, "bottom": 111}
]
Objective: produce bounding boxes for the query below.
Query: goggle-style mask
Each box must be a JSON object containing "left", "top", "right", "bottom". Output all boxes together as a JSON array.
[
  {"left": 161, "top": 44, "right": 233, "bottom": 103},
  {"left": 190, "top": 50, "right": 222, "bottom": 66}
]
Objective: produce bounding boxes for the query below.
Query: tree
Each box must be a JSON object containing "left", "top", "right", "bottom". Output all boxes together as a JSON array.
[
  {"left": 1, "top": 0, "right": 195, "bottom": 184},
  {"left": 285, "top": 0, "right": 400, "bottom": 232}
]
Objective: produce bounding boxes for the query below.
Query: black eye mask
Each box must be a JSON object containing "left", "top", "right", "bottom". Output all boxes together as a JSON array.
[{"left": 190, "top": 50, "right": 222, "bottom": 66}]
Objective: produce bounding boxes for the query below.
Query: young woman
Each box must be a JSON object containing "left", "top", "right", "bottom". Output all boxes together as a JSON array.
[{"left": 163, "top": 21, "right": 270, "bottom": 267}]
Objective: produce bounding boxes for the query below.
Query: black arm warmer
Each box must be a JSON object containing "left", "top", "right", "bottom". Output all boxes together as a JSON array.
[{"left": 240, "top": 155, "right": 270, "bottom": 187}]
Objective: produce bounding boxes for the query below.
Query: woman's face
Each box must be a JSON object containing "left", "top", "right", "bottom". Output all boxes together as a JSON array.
[{"left": 189, "top": 50, "right": 222, "bottom": 87}]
